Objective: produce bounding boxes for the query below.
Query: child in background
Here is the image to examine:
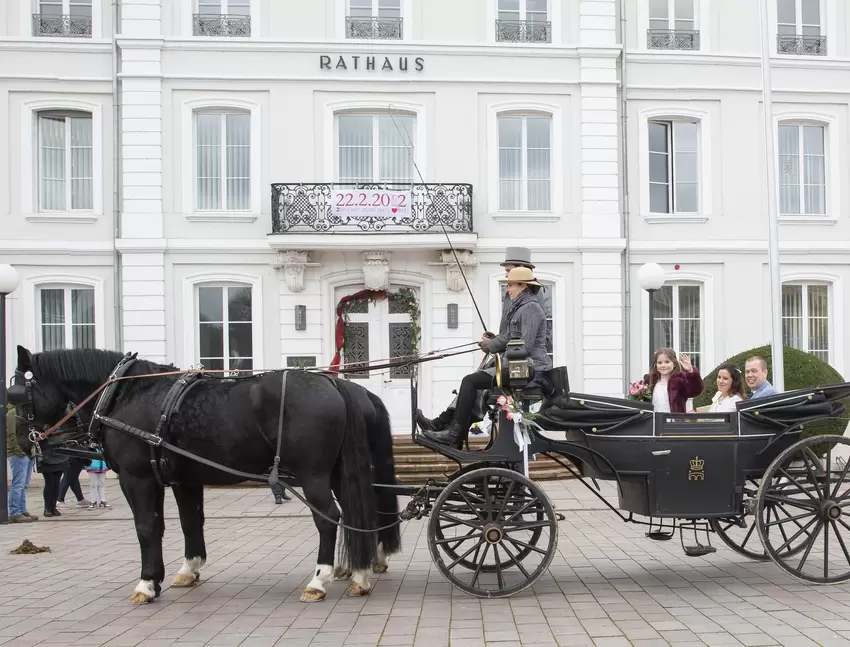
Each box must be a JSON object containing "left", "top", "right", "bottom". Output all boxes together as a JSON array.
[{"left": 86, "top": 458, "right": 111, "bottom": 509}]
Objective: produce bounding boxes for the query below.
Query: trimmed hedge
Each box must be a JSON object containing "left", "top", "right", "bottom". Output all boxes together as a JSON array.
[{"left": 693, "top": 344, "right": 849, "bottom": 440}]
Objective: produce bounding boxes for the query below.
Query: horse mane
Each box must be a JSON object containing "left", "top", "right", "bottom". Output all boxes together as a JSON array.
[{"left": 31, "top": 348, "right": 163, "bottom": 384}]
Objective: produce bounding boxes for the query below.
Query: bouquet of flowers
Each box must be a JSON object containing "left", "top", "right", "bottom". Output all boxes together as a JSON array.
[
  {"left": 495, "top": 393, "right": 537, "bottom": 421},
  {"left": 628, "top": 379, "right": 652, "bottom": 403}
]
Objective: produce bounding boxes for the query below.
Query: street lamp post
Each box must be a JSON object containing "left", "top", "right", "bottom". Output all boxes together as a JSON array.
[
  {"left": 0, "top": 264, "right": 20, "bottom": 524},
  {"left": 638, "top": 263, "right": 667, "bottom": 369}
]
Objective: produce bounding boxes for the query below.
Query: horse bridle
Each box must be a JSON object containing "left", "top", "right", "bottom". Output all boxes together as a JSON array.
[{"left": 7, "top": 369, "right": 86, "bottom": 455}]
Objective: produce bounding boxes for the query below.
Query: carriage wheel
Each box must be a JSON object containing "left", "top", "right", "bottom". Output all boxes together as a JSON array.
[
  {"left": 756, "top": 435, "right": 850, "bottom": 584},
  {"left": 428, "top": 467, "right": 557, "bottom": 598},
  {"left": 710, "top": 476, "right": 808, "bottom": 561}
]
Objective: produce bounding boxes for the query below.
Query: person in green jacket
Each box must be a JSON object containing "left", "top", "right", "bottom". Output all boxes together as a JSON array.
[{"left": 6, "top": 404, "right": 38, "bottom": 522}]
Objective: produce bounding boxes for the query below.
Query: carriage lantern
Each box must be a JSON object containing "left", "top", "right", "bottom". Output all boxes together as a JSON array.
[{"left": 501, "top": 336, "right": 535, "bottom": 391}]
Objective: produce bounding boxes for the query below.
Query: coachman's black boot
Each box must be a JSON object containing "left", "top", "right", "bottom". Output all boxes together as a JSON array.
[
  {"left": 424, "top": 422, "right": 467, "bottom": 450},
  {"left": 415, "top": 409, "right": 445, "bottom": 432}
]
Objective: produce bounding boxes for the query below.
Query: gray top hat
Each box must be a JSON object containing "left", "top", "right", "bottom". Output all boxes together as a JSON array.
[{"left": 500, "top": 246, "right": 535, "bottom": 269}]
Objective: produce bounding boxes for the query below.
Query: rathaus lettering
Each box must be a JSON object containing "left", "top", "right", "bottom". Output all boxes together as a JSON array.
[{"left": 319, "top": 55, "right": 425, "bottom": 72}]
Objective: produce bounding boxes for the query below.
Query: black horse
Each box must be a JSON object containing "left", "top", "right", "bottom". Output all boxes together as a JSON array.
[{"left": 12, "top": 345, "right": 401, "bottom": 604}]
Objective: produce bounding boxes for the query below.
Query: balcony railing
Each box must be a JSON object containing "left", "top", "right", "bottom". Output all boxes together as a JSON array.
[
  {"left": 271, "top": 183, "right": 474, "bottom": 234},
  {"left": 647, "top": 29, "right": 700, "bottom": 51},
  {"left": 193, "top": 14, "right": 251, "bottom": 37},
  {"left": 345, "top": 17, "right": 403, "bottom": 40},
  {"left": 496, "top": 19, "right": 552, "bottom": 43},
  {"left": 777, "top": 34, "right": 826, "bottom": 55},
  {"left": 32, "top": 14, "right": 92, "bottom": 37}
]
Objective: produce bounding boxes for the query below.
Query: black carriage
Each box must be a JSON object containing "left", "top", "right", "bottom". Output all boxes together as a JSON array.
[{"left": 403, "top": 348, "right": 850, "bottom": 598}]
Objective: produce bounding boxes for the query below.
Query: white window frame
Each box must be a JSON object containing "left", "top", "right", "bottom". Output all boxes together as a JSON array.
[
  {"left": 183, "top": 0, "right": 257, "bottom": 36},
  {"left": 193, "top": 109, "right": 251, "bottom": 213},
  {"left": 640, "top": 271, "right": 714, "bottom": 374},
  {"left": 29, "top": 0, "right": 101, "bottom": 39},
  {"left": 777, "top": 0, "right": 823, "bottom": 35},
  {"left": 774, "top": 112, "right": 838, "bottom": 223},
  {"left": 781, "top": 282, "right": 830, "bottom": 362},
  {"left": 639, "top": 107, "right": 711, "bottom": 223},
  {"left": 180, "top": 98, "right": 261, "bottom": 222},
  {"left": 21, "top": 98, "right": 103, "bottom": 222},
  {"left": 348, "top": 0, "right": 401, "bottom": 17},
  {"left": 334, "top": 112, "right": 417, "bottom": 183},
  {"left": 648, "top": 0, "right": 698, "bottom": 30},
  {"left": 487, "top": 101, "right": 564, "bottom": 222},
  {"left": 496, "top": 112, "right": 553, "bottom": 213},
  {"left": 647, "top": 119, "right": 700, "bottom": 216},
  {"left": 36, "top": 284, "right": 96, "bottom": 351},
  {"left": 486, "top": 0, "right": 560, "bottom": 44},
  {"left": 182, "top": 272, "right": 264, "bottom": 371},
  {"left": 334, "top": 0, "right": 412, "bottom": 40},
  {"left": 323, "top": 99, "right": 426, "bottom": 182},
  {"left": 777, "top": 120, "right": 826, "bottom": 218},
  {"left": 772, "top": 0, "right": 835, "bottom": 57},
  {"left": 780, "top": 272, "right": 841, "bottom": 371},
  {"left": 36, "top": 111, "right": 94, "bottom": 214},
  {"left": 21, "top": 275, "right": 107, "bottom": 352},
  {"left": 638, "top": 0, "right": 710, "bottom": 50}
]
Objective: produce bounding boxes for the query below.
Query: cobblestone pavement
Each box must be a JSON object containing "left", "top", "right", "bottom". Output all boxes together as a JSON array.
[{"left": 2, "top": 479, "right": 850, "bottom": 647}]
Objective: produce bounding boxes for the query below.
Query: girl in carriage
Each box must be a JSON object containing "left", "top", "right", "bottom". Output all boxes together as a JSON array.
[{"left": 644, "top": 348, "right": 704, "bottom": 413}]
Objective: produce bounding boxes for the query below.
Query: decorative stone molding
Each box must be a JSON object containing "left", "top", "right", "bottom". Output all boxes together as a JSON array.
[
  {"left": 428, "top": 250, "right": 478, "bottom": 292},
  {"left": 361, "top": 251, "right": 391, "bottom": 291},
  {"left": 273, "top": 250, "right": 321, "bottom": 293}
]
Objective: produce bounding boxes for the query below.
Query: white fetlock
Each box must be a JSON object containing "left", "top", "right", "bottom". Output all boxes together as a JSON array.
[
  {"left": 130, "top": 580, "right": 156, "bottom": 604},
  {"left": 172, "top": 556, "right": 205, "bottom": 587}
]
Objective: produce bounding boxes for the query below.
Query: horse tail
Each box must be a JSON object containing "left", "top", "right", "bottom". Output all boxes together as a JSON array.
[
  {"left": 364, "top": 389, "right": 402, "bottom": 556},
  {"left": 332, "top": 378, "right": 379, "bottom": 571}
]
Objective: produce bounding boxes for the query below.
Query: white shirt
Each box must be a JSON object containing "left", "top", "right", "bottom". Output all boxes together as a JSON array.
[
  {"left": 652, "top": 379, "right": 671, "bottom": 413},
  {"left": 709, "top": 392, "right": 742, "bottom": 413}
]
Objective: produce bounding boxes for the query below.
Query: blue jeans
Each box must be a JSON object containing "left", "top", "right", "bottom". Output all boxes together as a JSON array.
[{"left": 7, "top": 456, "right": 33, "bottom": 516}]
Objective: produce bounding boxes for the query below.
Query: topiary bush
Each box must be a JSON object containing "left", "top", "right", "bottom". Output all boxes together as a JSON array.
[{"left": 693, "top": 344, "right": 849, "bottom": 440}]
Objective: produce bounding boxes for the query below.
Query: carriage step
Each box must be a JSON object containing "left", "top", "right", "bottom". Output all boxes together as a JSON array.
[
  {"left": 413, "top": 433, "right": 511, "bottom": 464},
  {"left": 683, "top": 545, "right": 717, "bottom": 557},
  {"left": 646, "top": 531, "right": 674, "bottom": 541}
]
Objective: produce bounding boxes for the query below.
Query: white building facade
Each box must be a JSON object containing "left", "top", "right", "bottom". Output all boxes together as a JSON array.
[{"left": 0, "top": 0, "right": 846, "bottom": 434}]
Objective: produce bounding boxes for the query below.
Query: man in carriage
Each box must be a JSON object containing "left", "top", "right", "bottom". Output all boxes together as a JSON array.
[
  {"left": 415, "top": 246, "right": 543, "bottom": 434},
  {"left": 420, "top": 264, "right": 553, "bottom": 449}
]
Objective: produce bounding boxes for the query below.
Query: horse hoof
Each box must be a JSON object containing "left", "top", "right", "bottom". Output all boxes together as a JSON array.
[
  {"left": 372, "top": 564, "right": 388, "bottom": 574},
  {"left": 171, "top": 573, "right": 199, "bottom": 588},
  {"left": 333, "top": 568, "right": 352, "bottom": 581},
  {"left": 130, "top": 592, "right": 153, "bottom": 604},
  {"left": 300, "top": 588, "right": 326, "bottom": 603},
  {"left": 346, "top": 583, "right": 371, "bottom": 597}
]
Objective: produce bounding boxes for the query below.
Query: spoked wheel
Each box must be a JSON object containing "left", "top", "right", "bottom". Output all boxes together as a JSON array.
[
  {"left": 428, "top": 467, "right": 558, "bottom": 598},
  {"left": 710, "top": 476, "right": 808, "bottom": 561},
  {"left": 756, "top": 434, "right": 850, "bottom": 584}
]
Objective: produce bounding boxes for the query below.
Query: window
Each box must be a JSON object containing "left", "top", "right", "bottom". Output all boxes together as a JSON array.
[
  {"left": 337, "top": 114, "right": 414, "bottom": 183},
  {"left": 499, "top": 282, "right": 554, "bottom": 364},
  {"left": 194, "top": 0, "right": 251, "bottom": 36},
  {"left": 782, "top": 283, "right": 829, "bottom": 362},
  {"left": 38, "top": 286, "right": 95, "bottom": 351},
  {"left": 496, "top": 0, "right": 551, "bottom": 43},
  {"left": 648, "top": 0, "right": 699, "bottom": 49},
  {"left": 778, "top": 123, "right": 825, "bottom": 216},
  {"left": 648, "top": 120, "right": 699, "bottom": 214},
  {"left": 651, "top": 284, "right": 702, "bottom": 371},
  {"left": 197, "top": 285, "right": 253, "bottom": 372},
  {"left": 33, "top": 0, "right": 92, "bottom": 37},
  {"left": 37, "top": 111, "right": 93, "bottom": 212},
  {"left": 777, "top": 0, "right": 825, "bottom": 55},
  {"left": 347, "top": 0, "right": 402, "bottom": 39},
  {"left": 195, "top": 110, "right": 250, "bottom": 211},
  {"left": 498, "top": 114, "right": 552, "bottom": 212}
]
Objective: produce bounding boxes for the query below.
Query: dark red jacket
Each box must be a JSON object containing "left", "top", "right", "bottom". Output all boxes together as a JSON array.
[{"left": 643, "top": 369, "right": 704, "bottom": 413}]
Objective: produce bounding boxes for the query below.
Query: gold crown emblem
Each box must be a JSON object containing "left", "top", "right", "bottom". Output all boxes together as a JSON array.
[{"left": 690, "top": 457, "right": 704, "bottom": 471}]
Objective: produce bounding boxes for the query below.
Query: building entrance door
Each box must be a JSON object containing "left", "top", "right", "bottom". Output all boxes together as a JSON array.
[{"left": 336, "top": 286, "right": 416, "bottom": 435}]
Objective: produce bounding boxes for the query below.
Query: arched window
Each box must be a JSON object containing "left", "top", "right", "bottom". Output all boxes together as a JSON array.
[
  {"left": 778, "top": 120, "right": 826, "bottom": 216},
  {"left": 497, "top": 111, "right": 552, "bottom": 212},
  {"left": 195, "top": 282, "right": 254, "bottom": 372},
  {"left": 36, "top": 283, "right": 96, "bottom": 351},
  {"left": 335, "top": 111, "right": 416, "bottom": 183},
  {"left": 782, "top": 281, "right": 830, "bottom": 362},
  {"left": 36, "top": 109, "right": 93, "bottom": 212},
  {"left": 651, "top": 282, "right": 703, "bottom": 370}
]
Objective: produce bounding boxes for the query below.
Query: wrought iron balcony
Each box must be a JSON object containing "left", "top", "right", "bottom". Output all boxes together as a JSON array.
[
  {"left": 193, "top": 14, "right": 252, "bottom": 37},
  {"left": 32, "top": 14, "right": 92, "bottom": 37},
  {"left": 345, "top": 17, "right": 403, "bottom": 40},
  {"left": 777, "top": 34, "right": 826, "bottom": 55},
  {"left": 271, "top": 183, "right": 473, "bottom": 234},
  {"left": 496, "top": 19, "right": 552, "bottom": 43},
  {"left": 647, "top": 29, "right": 700, "bottom": 50}
]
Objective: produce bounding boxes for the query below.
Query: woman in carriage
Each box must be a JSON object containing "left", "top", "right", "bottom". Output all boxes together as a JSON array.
[{"left": 422, "top": 266, "right": 553, "bottom": 449}]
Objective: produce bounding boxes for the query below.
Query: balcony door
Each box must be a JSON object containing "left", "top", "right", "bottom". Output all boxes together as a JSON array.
[{"left": 337, "top": 286, "right": 415, "bottom": 434}]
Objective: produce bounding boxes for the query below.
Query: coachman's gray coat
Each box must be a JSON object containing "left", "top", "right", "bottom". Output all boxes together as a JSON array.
[{"left": 487, "top": 291, "right": 552, "bottom": 377}]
